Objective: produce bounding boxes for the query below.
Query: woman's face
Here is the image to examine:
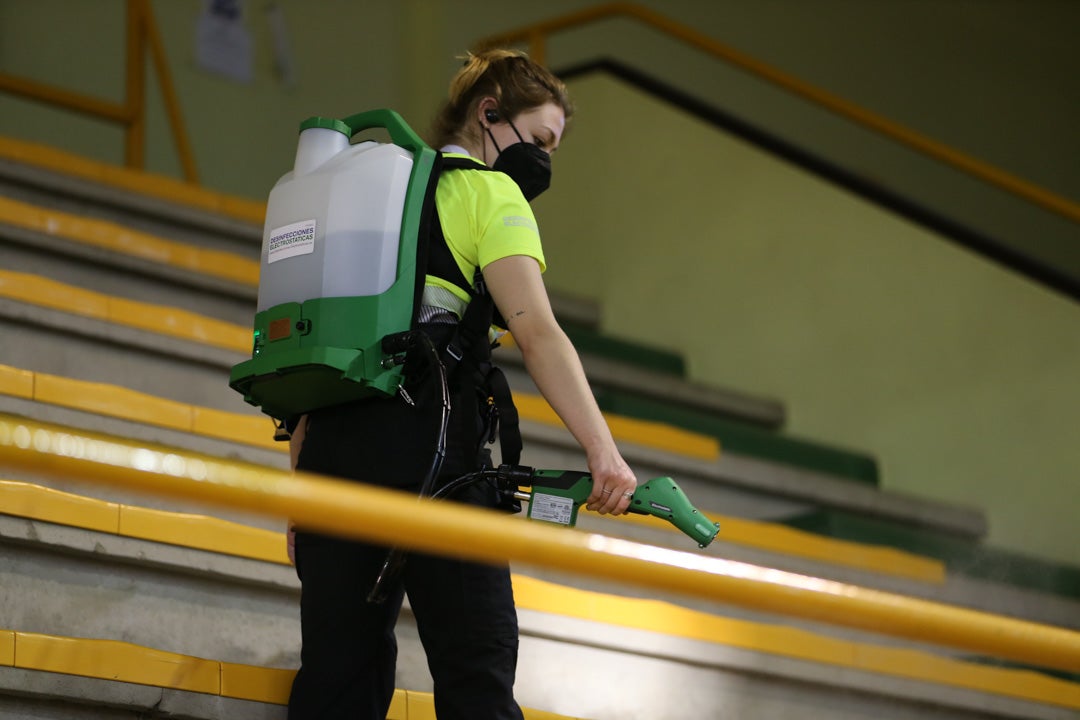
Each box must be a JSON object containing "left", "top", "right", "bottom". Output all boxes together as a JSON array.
[{"left": 484, "top": 101, "right": 566, "bottom": 159}]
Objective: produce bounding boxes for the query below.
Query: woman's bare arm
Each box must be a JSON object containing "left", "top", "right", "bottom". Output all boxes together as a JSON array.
[{"left": 483, "top": 255, "right": 636, "bottom": 514}]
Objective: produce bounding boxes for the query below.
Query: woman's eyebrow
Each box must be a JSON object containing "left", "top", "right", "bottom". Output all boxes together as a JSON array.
[{"left": 539, "top": 127, "right": 558, "bottom": 150}]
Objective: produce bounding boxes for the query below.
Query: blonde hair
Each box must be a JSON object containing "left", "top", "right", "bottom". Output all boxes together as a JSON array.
[{"left": 431, "top": 49, "right": 573, "bottom": 149}]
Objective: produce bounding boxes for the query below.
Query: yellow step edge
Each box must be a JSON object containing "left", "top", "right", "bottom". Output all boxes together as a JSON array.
[
  {"left": 521, "top": 708, "right": 585, "bottom": 720},
  {"left": 0, "top": 136, "right": 108, "bottom": 188},
  {"left": 118, "top": 505, "right": 289, "bottom": 565},
  {"left": 14, "top": 632, "right": 221, "bottom": 695},
  {"left": 0, "top": 631, "right": 13, "bottom": 666},
  {"left": 0, "top": 363, "right": 281, "bottom": 453},
  {"left": 106, "top": 294, "right": 249, "bottom": 353},
  {"left": 33, "top": 371, "right": 195, "bottom": 434},
  {"left": 406, "top": 691, "right": 436, "bottom": 719},
  {"left": 513, "top": 392, "right": 719, "bottom": 461},
  {"left": 0, "top": 269, "right": 109, "bottom": 320},
  {"left": 0, "top": 195, "right": 260, "bottom": 287},
  {"left": 716, "top": 515, "right": 945, "bottom": 582},
  {"left": 0, "top": 269, "right": 253, "bottom": 354},
  {"left": 219, "top": 661, "right": 294, "bottom": 704},
  {"left": 0, "top": 134, "right": 266, "bottom": 226},
  {"left": 101, "top": 166, "right": 222, "bottom": 215},
  {"left": 0, "top": 364, "right": 33, "bottom": 399},
  {"left": 510, "top": 575, "right": 1080, "bottom": 711},
  {"left": 0, "top": 479, "right": 120, "bottom": 535},
  {"left": 220, "top": 196, "right": 267, "bottom": 225},
  {"left": 0, "top": 479, "right": 287, "bottom": 564},
  {"left": 388, "top": 689, "right": 408, "bottom": 719},
  {"left": 191, "top": 406, "right": 279, "bottom": 451},
  {"left": 616, "top": 511, "right": 944, "bottom": 584}
]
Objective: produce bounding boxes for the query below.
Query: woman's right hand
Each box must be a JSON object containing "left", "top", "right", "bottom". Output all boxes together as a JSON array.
[{"left": 584, "top": 448, "right": 638, "bottom": 516}]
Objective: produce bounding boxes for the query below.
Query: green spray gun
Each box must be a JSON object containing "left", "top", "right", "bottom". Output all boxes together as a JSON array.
[
  {"left": 517, "top": 468, "right": 720, "bottom": 548},
  {"left": 432, "top": 465, "right": 721, "bottom": 548},
  {"left": 369, "top": 465, "right": 720, "bottom": 602}
]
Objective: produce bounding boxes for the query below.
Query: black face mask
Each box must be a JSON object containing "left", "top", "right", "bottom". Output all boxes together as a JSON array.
[{"left": 486, "top": 120, "right": 552, "bottom": 201}]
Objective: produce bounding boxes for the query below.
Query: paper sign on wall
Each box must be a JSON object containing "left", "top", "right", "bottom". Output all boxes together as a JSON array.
[{"left": 195, "top": 0, "right": 253, "bottom": 84}]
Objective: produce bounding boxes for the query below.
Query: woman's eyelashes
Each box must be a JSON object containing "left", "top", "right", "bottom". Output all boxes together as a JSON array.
[{"left": 532, "top": 133, "right": 555, "bottom": 152}]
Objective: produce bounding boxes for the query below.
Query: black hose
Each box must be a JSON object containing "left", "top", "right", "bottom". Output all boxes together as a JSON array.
[
  {"left": 416, "top": 332, "right": 451, "bottom": 497},
  {"left": 430, "top": 470, "right": 491, "bottom": 501},
  {"left": 367, "top": 331, "right": 452, "bottom": 604}
]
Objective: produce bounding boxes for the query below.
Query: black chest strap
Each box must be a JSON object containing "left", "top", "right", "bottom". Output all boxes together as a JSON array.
[{"left": 425, "top": 155, "right": 489, "bottom": 296}]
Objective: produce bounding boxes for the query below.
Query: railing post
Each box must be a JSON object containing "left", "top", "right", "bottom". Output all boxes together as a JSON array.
[
  {"left": 528, "top": 31, "right": 547, "bottom": 66},
  {"left": 144, "top": 0, "right": 199, "bottom": 183}
]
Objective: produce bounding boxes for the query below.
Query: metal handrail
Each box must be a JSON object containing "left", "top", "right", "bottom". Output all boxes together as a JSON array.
[
  {"left": 2, "top": 413, "right": 1078, "bottom": 674},
  {"left": 0, "top": 0, "right": 197, "bottom": 183},
  {"left": 476, "top": 2, "right": 1080, "bottom": 226}
]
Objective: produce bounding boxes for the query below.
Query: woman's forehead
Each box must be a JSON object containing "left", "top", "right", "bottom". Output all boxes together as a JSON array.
[{"left": 522, "top": 103, "right": 566, "bottom": 141}]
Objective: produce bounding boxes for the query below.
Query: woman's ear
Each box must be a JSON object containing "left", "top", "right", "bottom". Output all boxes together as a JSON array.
[{"left": 477, "top": 96, "right": 499, "bottom": 128}]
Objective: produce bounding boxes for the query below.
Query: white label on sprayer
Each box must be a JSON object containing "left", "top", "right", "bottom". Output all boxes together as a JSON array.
[
  {"left": 529, "top": 493, "right": 574, "bottom": 525},
  {"left": 268, "top": 219, "right": 317, "bottom": 263}
]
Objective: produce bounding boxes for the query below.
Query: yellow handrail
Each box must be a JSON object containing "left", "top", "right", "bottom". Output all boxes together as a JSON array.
[
  {"left": 476, "top": 2, "right": 1080, "bottom": 226},
  {"left": 2, "top": 413, "right": 1078, "bottom": 674},
  {"left": 0, "top": 0, "right": 197, "bottom": 183}
]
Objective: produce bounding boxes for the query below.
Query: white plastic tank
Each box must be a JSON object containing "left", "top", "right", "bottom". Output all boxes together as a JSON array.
[{"left": 257, "top": 118, "right": 414, "bottom": 312}]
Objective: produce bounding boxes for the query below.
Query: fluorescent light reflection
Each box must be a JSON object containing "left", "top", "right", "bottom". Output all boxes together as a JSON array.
[
  {"left": 586, "top": 532, "right": 857, "bottom": 597},
  {"left": 0, "top": 419, "right": 213, "bottom": 486}
]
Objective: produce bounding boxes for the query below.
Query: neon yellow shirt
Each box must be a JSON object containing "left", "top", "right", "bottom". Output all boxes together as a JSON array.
[{"left": 423, "top": 152, "right": 546, "bottom": 317}]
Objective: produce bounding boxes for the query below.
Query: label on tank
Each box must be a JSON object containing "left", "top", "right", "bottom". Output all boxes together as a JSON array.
[{"left": 268, "top": 219, "right": 317, "bottom": 263}]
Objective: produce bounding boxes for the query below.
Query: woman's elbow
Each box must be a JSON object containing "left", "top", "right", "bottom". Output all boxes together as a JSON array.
[{"left": 510, "top": 315, "right": 565, "bottom": 358}]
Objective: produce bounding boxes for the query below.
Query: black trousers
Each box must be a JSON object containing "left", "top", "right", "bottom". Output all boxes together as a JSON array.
[{"left": 286, "top": 356, "right": 524, "bottom": 720}]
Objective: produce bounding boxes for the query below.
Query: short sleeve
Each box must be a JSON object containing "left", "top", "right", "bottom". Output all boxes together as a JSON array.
[
  {"left": 432, "top": 160, "right": 548, "bottom": 303},
  {"left": 473, "top": 173, "right": 547, "bottom": 273}
]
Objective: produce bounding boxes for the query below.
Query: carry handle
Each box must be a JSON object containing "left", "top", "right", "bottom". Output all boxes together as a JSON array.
[{"left": 339, "top": 108, "right": 430, "bottom": 154}]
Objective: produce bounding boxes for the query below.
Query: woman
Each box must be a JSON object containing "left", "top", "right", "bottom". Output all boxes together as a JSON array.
[{"left": 287, "top": 49, "right": 637, "bottom": 720}]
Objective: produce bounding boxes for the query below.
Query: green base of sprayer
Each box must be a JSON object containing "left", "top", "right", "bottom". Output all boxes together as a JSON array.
[
  {"left": 524, "top": 470, "right": 720, "bottom": 548},
  {"left": 229, "top": 295, "right": 410, "bottom": 420}
]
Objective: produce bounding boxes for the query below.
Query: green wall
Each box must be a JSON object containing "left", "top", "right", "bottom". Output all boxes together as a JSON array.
[
  {"left": 538, "top": 75, "right": 1080, "bottom": 566},
  {"left": 1, "top": 0, "right": 1077, "bottom": 565}
]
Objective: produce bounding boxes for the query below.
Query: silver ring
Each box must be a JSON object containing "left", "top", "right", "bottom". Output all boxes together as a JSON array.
[
  {"left": 601, "top": 488, "right": 613, "bottom": 495},
  {"left": 622, "top": 491, "right": 634, "bottom": 499}
]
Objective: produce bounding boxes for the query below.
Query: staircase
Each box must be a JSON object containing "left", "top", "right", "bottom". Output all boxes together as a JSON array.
[{"left": 1, "top": 137, "right": 1078, "bottom": 720}]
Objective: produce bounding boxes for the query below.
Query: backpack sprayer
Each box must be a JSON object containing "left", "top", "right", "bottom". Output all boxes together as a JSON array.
[{"left": 227, "top": 109, "right": 720, "bottom": 602}]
